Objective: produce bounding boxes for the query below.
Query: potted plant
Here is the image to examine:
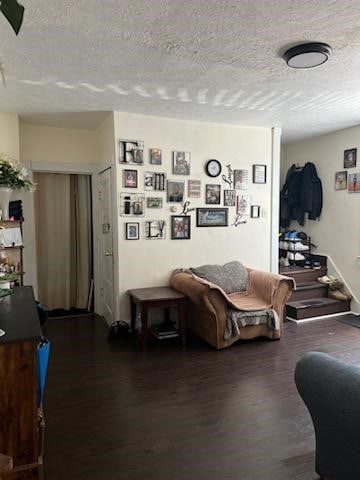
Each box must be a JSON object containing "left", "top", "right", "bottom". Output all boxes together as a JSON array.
[{"left": 0, "top": 154, "right": 34, "bottom": 220}]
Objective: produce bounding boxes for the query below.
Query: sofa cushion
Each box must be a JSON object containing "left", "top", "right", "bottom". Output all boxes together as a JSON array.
[{"left": 190, "top": 261, "right": 248, "bottom": 294}]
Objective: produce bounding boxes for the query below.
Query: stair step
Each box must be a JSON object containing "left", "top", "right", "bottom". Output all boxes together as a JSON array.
[
  {"left": 280, "top": 266, "right": 327, "bottom": 283},
  {"left": 291, "top": 281, "right": 328, "bottom": 301},
  {"left": 286, "top": 297, "right": 351, "bottom": 320}
]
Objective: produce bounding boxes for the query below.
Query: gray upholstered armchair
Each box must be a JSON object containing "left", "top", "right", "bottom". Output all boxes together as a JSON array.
[{"left": 295, "top": 351, "right": 360, "bottom": 480}]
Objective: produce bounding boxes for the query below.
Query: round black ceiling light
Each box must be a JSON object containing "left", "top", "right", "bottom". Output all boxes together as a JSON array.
[{"left": 283, "top": 42, "right": 332, "bottom": 69}]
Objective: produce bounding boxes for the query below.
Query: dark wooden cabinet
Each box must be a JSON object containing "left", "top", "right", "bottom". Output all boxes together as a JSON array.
[{"left": 0, "top": 287, "right": 44, "bottom": 479}]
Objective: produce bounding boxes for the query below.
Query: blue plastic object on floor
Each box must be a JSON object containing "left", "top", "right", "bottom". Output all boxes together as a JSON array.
[{"left": 37, "top": 338, "right": 50, "bottom": 407}]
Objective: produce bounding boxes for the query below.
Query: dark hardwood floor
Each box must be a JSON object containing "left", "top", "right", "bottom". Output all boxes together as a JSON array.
[{"left": 43, "top": 315, "right": 360, "bottom": 480}]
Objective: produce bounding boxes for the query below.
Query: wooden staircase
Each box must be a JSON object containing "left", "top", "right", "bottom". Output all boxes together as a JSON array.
[{"left": 280, "top": 257, "right": 351, "bottom": 320}]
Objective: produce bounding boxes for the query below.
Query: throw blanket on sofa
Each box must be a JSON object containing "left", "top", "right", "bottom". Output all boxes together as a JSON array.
[{"left": 225, "top": 308, "right": 280, "bottom": 340}]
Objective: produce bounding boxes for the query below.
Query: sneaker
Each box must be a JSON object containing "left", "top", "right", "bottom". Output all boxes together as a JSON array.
[
  {"left": 329, "top": 289, "right": 349, "bottom": 301},
  {"left": 294, "top": 252, "right": 305, "bottom": 261},
  {"left": 289, "top": 231, "right": 299, "bottom": 241},
  {"left": 294, "top": 242, "right": 309, "bottom": 251},
  {"left": 318, "top": 275, "right": 333, "bottom": 284},
  {"left": 287, "top": 252, "right": 295, "bottom": 261},
  {"left": 312, "top": 261, "right": 321, "bottom": 269},
  {"left": 329, "top": 280, "right": 344, "bottom": 290},
  {"left": 288, "top": 241, "right": 308, "bottom": 251},
  {"left": 283, "top": 257, "right": 290, "bottom": 267},
  {"left": 280, "top": 241, "right": 288, "bottom": 250},
  {"left": 304, "top": 260, "right": 312, "bottom": 269},
  {"left": 297, "top": 231, "right": 308, "bottom": 241}
]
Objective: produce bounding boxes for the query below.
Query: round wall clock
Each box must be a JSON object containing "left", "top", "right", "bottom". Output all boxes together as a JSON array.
[{"left": 205, "top": 159, "right": 222, "bottom": 178}]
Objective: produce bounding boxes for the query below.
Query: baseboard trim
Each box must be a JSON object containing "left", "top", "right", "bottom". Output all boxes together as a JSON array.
[{"left": 287, "top": 311, "right": 358, "bottom": 324}]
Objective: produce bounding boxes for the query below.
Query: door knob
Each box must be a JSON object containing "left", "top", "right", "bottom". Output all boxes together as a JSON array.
[{"left": 105, "top": 252, "right": 113, "bottom": 256}]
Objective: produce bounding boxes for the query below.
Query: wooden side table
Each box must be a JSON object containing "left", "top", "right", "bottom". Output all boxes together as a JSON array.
[{"left": 128, "top": 286, "right": 187, "bottom": 351}]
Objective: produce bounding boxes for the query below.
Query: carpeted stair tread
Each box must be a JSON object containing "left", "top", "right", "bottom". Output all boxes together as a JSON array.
[
  {"left": 280, "top": 266, "right": 326, "bottom": 275},
  {"left": 287, "top": 297, "right": 348, "bottom": 309},
  {"left": 295, "top": 281, "right": 328, "bottom": 290}
]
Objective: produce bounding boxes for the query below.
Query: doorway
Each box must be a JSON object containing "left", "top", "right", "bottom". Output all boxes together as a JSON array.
[{"left": 34, "top": 172, "right": 93, "bottom": 315}]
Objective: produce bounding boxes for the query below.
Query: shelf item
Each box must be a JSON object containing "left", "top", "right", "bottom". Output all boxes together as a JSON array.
[
  {"left": 150, "top": 328, "right": 180, "bottom": 340},
  {"left": 0, "top": 221, "right": 24, "bottom": 286}
]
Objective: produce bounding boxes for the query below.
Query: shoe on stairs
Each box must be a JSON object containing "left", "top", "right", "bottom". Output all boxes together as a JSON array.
[
  {"left": 317, "top": 275, "right": 333, "bottom": 284},
  {"left": 329, "top": 289, "right": 350, "bottom": 301}
]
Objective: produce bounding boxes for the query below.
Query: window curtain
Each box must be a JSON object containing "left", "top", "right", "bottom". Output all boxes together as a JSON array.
[{"left": 34, "top": 173, "right": 92, "bottom": 310}]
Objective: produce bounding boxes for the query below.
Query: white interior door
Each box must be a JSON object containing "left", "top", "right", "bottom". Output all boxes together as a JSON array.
[{"left": 98, "top": 168, "right": 114, "bottom": 324}]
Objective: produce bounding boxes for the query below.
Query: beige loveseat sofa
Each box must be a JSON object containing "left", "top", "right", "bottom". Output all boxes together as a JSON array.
[{"left": 170, "top": 265, "right": 294, "bottom": 350}]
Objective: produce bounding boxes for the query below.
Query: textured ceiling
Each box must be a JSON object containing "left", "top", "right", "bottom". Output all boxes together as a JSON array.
[{"left": 1, "top": 0, "right": 360, "bottom": 141}]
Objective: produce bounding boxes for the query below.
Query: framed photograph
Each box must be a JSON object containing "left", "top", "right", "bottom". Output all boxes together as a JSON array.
[
  {"left": 146, "top": 197, "right": 163, "bottom": 208},
  {"left": 167, "top": 180, "right": 185, "bottom": 203},
  {"left": 348, "top": 173, "right": 360, "bottom": 192},
  {"left": 149, "top": 148, "right": 162, "bottom": 165},
  {"left": 344, "top": 148, "right": 357, "bottom": 168},
  {"left": 123, "top": 169, "right": 138, "bottom": 188},
  {"left": 173, "top": 151, "right": 190, "bottom": 175},
  {"left": 223, "top": 189, "right": 236, "bottom": 206},
  {"left": 171, "top": 215, "right": 191, "bottom": 239},
  {"left": 233, "top": 169, "right": 249, "bottom": 189},
  {"left": 253, "top": 164, "right": 267, "bottom": 184},
  {"left": 335, "top": 171, "right": 347, "bottom": 190},
  {"left": 120, "top": 193, "right": 145, "bottom": 216},
  {"left": 196, "top": 208, "right": 228, "bottom": 227},
  {"left": 119, "top": 139, "right": 144, "bottom": 164},
  {"left": 125, "top": 222, "right": 139, "bottom": 240},
  {"left": 250, "top": 205, "right": 261, "bottom": 218},
  {"left": 145, "top": 220, "right": 166, "bottom": 239},
  {"left": 237, "top": 194, "right": 251, "bottom": 216},
  {"left": 144, "top": 172, "right": 166, "bottom": 190},
  {"left": 188, "top": 179, "right": 201, "bottom": 198},
  {"left": 205, "top": 184, "right": 221, "bottom": 204}
]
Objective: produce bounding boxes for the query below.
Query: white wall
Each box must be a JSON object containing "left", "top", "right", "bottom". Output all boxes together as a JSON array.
[
  {"left": 20, "top": 124, "right": 99, "bottom": 164},
  {"left": 283, "top": 126, "right": 360, "bottom": 311},
  {"left": 0, "top": 113, "right": 20, "bottom": 158},
  {"left": 114, "top": 112, "right": 274, "bottom": 321},
  {"left": 97, "top": 114, "right": 116, "bottom": 167}
]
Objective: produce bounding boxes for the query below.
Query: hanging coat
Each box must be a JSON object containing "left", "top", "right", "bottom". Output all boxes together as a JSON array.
[{"left": 300, "top": 162, "right": 323, "bottom": 220}]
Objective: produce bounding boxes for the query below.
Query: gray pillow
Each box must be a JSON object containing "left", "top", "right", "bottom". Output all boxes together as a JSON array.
[{"left": 190, "top": 261, "right": 248, "bottom": 294}]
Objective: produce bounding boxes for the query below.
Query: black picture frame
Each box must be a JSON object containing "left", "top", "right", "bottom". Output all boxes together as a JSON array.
[
  {"left": 167, "top": 180, "right": 185, "bottom": 203},
  {"left": 125, "top": 222, "right": 139, "bottom": 240},
  {"left": 196, "top": 208, "right": 228, "bottom": 227},
  {"left": 171, "top": 215, "right": 191, "bottom": 239},
  {"left": 123, "top": 169, "right": 138, "bottom": 188},
  {"left": 250, "top": 205, "right": 260, "bottom": 218},
  {"left": 252, "top": 164, "right": 267, "bottom": 184},
  {"left": 205, "top": 184, "right": 221, "bottom": 204},
  {"left": 344, "top": 148, "right": 357, "bottom": 168}
]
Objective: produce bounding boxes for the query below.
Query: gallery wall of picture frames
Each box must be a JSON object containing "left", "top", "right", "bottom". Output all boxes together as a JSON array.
[
  {"left": 335, "top": 147, "right": 360, "bottom": 193},
  {"left": 118, "top": 138, "right": 267, "bottom": 239}
]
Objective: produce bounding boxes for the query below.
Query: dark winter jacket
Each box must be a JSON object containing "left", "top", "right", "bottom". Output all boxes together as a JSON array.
[
  {"left": 300, "top": 162, "right": 323, "bottom": 220},
  {"left": 280, "top": 162, "right": 322, "bottom": 226}
]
